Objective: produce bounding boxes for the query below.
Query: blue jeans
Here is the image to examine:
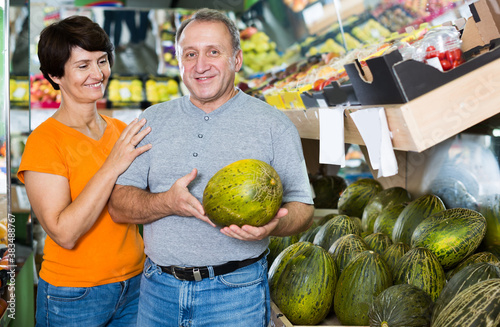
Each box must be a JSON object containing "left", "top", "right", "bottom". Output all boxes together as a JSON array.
[
  {"left": 138, "top": 256, "right": 270, "bottom": 327},
  {"left": 36, "top": 274, "right": 141, "bottom": 327}
]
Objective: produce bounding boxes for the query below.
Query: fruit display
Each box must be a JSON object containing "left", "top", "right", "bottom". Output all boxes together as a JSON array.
[
  {"left": 392, "top": 247, "right": 446, "bottom": 301},
  {"left": 107, "top": 76, "right": 144, "bottom": 105},
  {"left": 267, "top": 234, "right": 299, "bottom": 268},
  {"left": 313, "top": 214, "right": 360, "bottom": 250},
  {"left": 270, "top": 177, "right": 500, "bottom": 325},
  {"left": 202, "top": 159, "right": 282, "bottom": 227},
  {"left": 30, "top": 74, "right": 61, "bottom": 108},
  {"left": 432, "top": 262, "right": 500, "bottom": 324},
  {"left": 431, "top": 279, "right": 500, "bottom": 327},
  {"left": 144, "top": 76, "right": 181, "bottom": 104},
  {"left": 369, "top": 284, "right": 433, "bottom": 327},
  {"left": 240, "top": 28, "right": 283, "bottom": 74},
  {"left": 161, "top": 43, "right": 178, "bottom": 70},
  {"left": 269, "top": 241, "right": 313, "bottom": 297},
  {"left": 363, "top": 232, "right": 392, "bottom": 255},
  {"left": 271, "top": 242, "right": 337, "bottom": 325},
  {"left": 381, "top": 241, "right": 411, "bottom": 274},
  {"left": 392, "top": 194, "right": 445, "bottom": 245},
  {"left": 373, "top": 202, "right": 408, "bottom": 238},
  {"left": 10, "top": 77, "right": 30, "bottom": 107},
  {"left": 328, "top": 233, "right": 370, "bottom": 274},
  {"left": 361, "top": 186, "right": 411, "bottom": 233},
  {"left": 478, "top": 193, "right": 500, "bottom": 249},
  {"left": 411, "top": 208, "right": 487, "bottom": 269},
  {"left": 337, "top": 178, "right": 383, "bottom": 218},
  {"left": 445, "top": 251, "right": 500, "bottom": 280},
  {"left": 333, "top": 250, "right": 392, "bottom": 326}
]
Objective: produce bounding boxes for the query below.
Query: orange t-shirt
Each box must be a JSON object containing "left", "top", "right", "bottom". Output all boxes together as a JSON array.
[{"left": 17, "top": 115, "right": 145, "bottom": 287}]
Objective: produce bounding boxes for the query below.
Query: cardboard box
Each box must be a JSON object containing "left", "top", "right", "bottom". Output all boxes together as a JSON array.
[
  {"left": 462, "top": 0, "right": 500, "bottom": 52},
  {"left": 300, "top": 82, "right": 360, "bottom": 109},
  {"left": 345, "top": 37, "right": 500, "bottom": 105}
]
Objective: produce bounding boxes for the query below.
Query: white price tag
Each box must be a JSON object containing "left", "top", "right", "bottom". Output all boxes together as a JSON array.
[{"left": 350, "top": 107, "right": 398, "bottom": 177}]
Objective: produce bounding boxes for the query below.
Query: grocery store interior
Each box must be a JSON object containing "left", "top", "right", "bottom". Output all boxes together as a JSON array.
[{"left": 3, "top": 0, "right": 500, "bottom": 325}]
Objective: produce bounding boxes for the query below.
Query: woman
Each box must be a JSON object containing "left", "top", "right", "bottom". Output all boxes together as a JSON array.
[{"left": 17, "top": 16, "right": 151, "bottom": 326}]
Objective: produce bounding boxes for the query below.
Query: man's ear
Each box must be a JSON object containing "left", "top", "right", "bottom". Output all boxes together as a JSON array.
[{"left": 234, "top": 49, "right": 243, "bottom": 72}]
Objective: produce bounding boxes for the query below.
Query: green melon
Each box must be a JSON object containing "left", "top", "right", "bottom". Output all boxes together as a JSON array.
[
  {"left": 392, "top": 247, "right": 446, "bottom": 301},
  {"left": 364, "top": 232, "right": 393, "bottom": 255},
  {"left": 298, "top": 225, "right": 321, "bottom": 243},
  {"left": 313, "top": 214, "right": 361, "bottom": 250},
  {"left": 328, "top": 233, "right": 370, "bottom": 274},
  {"left": 381, "top": 242, "right": 411, "bottom": 276},
  {"left": 361, "top": 186, "right": 411, "bottom": 233},
  {"left": 203, "top": 159, "right": 283, "bottom": 227},
  {"left": 350, "top": 216, "right": 363, "bottom": 231},
  {"left": 267, "top": 235, "right": 299, "bottom": 269},
  {"left": 411, "top": 208, "right": 487, "bottom": 270},
  {"left": 317, "top": 213, "right": 338, "bottom": 226},
  {"left": 268, "top": 241, "right": 311, "bottom": 299},
  {"left": 431, "top": 279, "right": 500, "bottom": 327},
  {"left": 369, "top": 284, "right": 433, "bottom": 327},
  {"left": 488, "top": 244, "right": 500, "bottom": 260},
  {"left": 479, "top": 194, "right": 500, "bottom": 248},
  {"left": 445, "top": 251, "right": 500, "bottom": 280},
  {"left": 373, "top": 203, "right": 408, "bottom": 239},
  {"left": 272, "top": 243, "right": 338, "bottom": 325},
  {"left": 392, "top": 194, "right": 445, "bottom": 245},
  {"left": 432, "top": 262, "right": 500, "bottom": 324},
  {"left": 338, "top": 178, "right": 383, "bottom": 218},
  {"left": 334, "top": 250, "right": 393, "bottom": 326}
]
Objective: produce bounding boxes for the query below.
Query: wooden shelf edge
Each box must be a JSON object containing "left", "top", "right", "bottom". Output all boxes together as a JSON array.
[{"left": 283, "top": 57, "right": 500, "bottom": 153}]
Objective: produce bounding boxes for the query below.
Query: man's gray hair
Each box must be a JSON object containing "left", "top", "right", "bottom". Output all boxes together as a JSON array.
[{"left": 175, "top": 8, "right": 241, "bottom": 55}]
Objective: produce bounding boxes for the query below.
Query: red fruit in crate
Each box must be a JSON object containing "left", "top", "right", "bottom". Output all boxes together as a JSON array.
[
  {"left": 313, "top": 78, "right": 327, "bottom": 91},
  {"left": 425, "top": 46, "right": 438, "bottom": 59},
  {"left": 440, "top": 59, "right": 452, "bottom": 71},
  {"left": 446, "top": 48, "right": 462, "bottom": 63}
]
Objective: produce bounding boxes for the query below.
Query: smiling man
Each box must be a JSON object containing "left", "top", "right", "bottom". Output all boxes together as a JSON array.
[{"left": 108, "top": 8, "right": 314, "bottom": 327}]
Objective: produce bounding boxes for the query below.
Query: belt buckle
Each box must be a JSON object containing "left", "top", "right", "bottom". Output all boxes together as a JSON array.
[{"left": 171, "top": 266, "right": 202, "bottom": 282}]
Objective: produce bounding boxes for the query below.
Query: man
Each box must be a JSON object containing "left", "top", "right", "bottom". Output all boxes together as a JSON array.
[{"left": 108, "top": 8, "right": 314, "bottom": 327}]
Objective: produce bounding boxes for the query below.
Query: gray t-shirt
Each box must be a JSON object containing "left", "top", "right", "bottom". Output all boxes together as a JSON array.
[{"left": 117, "top": 91, "right": 313, "bottom": 266}]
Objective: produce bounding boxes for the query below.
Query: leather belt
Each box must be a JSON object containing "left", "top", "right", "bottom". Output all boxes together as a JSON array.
[{"left": 160, "top": 252, "right": 266, "bottom": 282}]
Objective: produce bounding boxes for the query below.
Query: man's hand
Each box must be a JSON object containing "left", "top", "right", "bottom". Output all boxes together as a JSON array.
[
  {"left": 165, "top": 168, "right": 216, "bottom": 227},
  {"left": 219, "top": 208, "right": 288, "bottom": 241}
]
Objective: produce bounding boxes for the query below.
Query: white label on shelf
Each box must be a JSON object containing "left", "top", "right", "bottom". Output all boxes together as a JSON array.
[
  {"left": 319, "top": 108, "right": 345, "bottom": 167},
  {"left": 316, "top": 98, "right": 328, "bottom": 108},
  {"left": 15, "top": 185, "right": 31, "bottom": 211},
  {"left": 302, "top": 2, "right": 325, "bottom": 26},
  {"left": 350, "top": 107, "right": 398, "bottom": 177},
  {"left": 10, "top": 110, "right": 31, "bottom": 134},
  {"left": 31, "top": 109, "right": 57, "bottom": 130}
]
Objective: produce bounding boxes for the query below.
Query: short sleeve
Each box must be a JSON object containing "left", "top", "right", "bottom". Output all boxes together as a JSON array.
[{"left": 17, "top": 126, "right": 68, "bottom": 184}]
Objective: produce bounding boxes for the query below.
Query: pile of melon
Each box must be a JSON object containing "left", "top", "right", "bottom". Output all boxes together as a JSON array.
[{"left": 268, "top": 178, "right": 500, "bottom": 326}]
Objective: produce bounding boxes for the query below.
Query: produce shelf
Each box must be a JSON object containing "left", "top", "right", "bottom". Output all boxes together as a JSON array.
[{"left": 282, "top": 56, "right": 500, "bottom": 153}]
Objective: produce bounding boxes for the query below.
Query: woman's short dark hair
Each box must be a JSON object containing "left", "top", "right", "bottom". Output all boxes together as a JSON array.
[
  {"left": 175, "top": 8, "right": 241, "bottom": 56},
  {"left": 38, "top": 15, "right": 114, "bottom": 90}
]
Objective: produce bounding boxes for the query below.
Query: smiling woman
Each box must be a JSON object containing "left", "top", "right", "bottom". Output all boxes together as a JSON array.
[{"left": 16, "top": 15, "right": 152, "bottom": 327}]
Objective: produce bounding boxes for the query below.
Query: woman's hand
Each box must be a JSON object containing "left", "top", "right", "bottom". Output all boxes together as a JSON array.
[{"left": 104, "top": 118, "right": 152, "bottom": 177}]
